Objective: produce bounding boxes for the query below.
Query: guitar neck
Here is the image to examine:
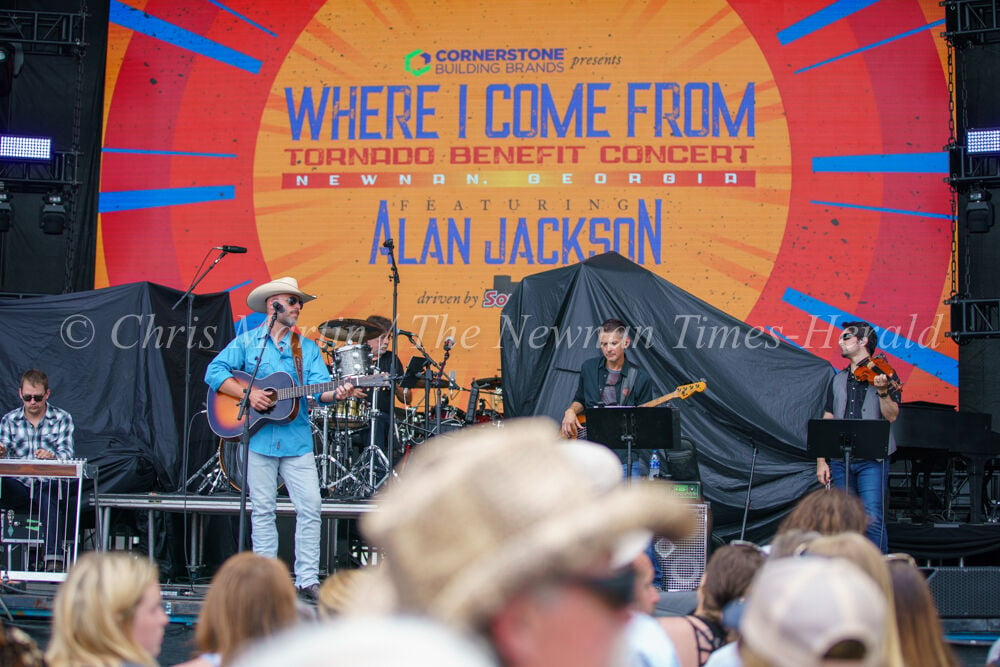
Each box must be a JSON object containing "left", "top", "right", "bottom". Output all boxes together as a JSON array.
[
  {"left": 641, "top": 391, "right": 680, "bottom": 408},
  {"left": 271, "top": 373, "right": 387, "bottom": 401}
]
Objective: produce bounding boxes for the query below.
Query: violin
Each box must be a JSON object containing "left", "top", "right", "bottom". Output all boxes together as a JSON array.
[{"left": 852, "top": 353, "right": 903, "bottom": 393}]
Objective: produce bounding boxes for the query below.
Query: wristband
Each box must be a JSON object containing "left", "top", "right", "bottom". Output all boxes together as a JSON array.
[{"left": 877, "top": 392, "right": 889, "bottom": 398}]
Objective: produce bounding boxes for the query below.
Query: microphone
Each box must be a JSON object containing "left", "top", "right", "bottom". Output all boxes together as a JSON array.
[
  {"left": 216, "top": 245, "right": 248, "bottom": 254},
  {"left": 443, "top": 337, "right": 455, "bottom": 351},
  {"left": 382, "top": 238, "right": 394, "bottom": 250},
  {"left": 397, "top": 328, "right": 417, "bottom": 339},
  {"left": 273, "top": 301, "right": 285, "bottom": 313}
]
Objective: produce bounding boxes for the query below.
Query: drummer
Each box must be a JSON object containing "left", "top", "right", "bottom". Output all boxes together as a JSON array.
[{"left": 348, "top": 315, "right": 411, "bottom": 460}]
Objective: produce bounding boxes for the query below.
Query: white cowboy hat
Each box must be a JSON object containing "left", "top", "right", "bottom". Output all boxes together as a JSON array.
[
  {"left": 246, "top": 276, "right": 317, "bottom": 313},
  {"left": 361, "top": 418, "right": 693, "bottom": 628}
]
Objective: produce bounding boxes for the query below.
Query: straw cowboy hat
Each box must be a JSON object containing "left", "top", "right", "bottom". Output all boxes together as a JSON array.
[
  {"left": 246, "top": 276, "right": 317, "bottom": 313},
  {"left": 361, "top": 417, "right": 694, "bottom": 628}
]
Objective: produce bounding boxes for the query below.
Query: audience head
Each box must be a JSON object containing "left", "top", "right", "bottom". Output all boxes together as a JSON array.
[
  {"left": 739, "top": 556, "right": 886, "bottom": 667},
  {"left": 886, "top": 555, "right": 958, "bottom": 667},
  {"left": 231, "top": 616, "right": 495, "bottom": 667},
  {"left": 631, "top": 553, "right": 660, "bottom": 616},
  {"left": 194, "top": 552, "right": 299, "bottom": 665},
  {"left": 799, "top": 532, "right": 904, "bottom": 667},
  {"left": 361, "top": 418, "right": 692, "bottom": 667},
  {"left": 46, "top": 552, "right": 167, "bottom": 667},
  {"left": 767, "top": 529, "right": 821, "bottom": 558},
  {"left": 778, "top": 488, "right": 869, "bottom": 536},
  {"left": 318, "top": 567, "right": 376, "bottom": 619},
  {"left": 698, "top": 542, "right": 767, "bottom": 626}
]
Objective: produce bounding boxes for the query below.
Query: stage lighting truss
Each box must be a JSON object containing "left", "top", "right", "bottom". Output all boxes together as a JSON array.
[
  {"left": 0, "top": 134, "right": 52, "bottom": 161},
  {"left": 40, "top": 191, "right": 66, "bottom": 235},
  {"left": 967, "top": 128, "right": 1000, "bottom": 155}
]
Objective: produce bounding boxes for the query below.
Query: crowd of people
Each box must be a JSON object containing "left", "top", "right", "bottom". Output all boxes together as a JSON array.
[
  {"left": 0, "top": 421, "right": 989, "bottom": 667},
  {"left": 0, "top": 276, "right": 994, "bottom": 665}
]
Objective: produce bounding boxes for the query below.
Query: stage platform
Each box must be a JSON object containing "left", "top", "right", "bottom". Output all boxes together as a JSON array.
[{"left": 92, "top": 491, "right": 377, "bottom": 575}]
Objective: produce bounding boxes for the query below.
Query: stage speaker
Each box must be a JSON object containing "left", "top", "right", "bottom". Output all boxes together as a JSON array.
[
  {"left": 925, "top": 566, "right": 1000, "bottom": 618},
  {"left": 654, "top": 502, "right": 710, "bottom": 592}
]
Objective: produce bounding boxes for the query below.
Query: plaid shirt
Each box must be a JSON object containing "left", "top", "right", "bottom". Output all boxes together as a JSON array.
[{"left": 0, "top": 404, "right": 75, "bottom": 460}]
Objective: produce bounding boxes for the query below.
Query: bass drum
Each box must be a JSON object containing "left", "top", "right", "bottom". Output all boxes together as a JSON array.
[{"left": 218, "top": 439, "right": 285, "bottom": 492}]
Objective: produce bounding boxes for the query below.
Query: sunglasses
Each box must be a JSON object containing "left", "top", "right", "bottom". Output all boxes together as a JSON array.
[
  {"left": 22, "top": 394, "right": 45, "bottom": 403},
  {"left": 840, "top": 333, "right": 856, "bottom": 341},
  {"left": 563, "top": 568, "right": 637, "bottom": 610},
  {"left": 729, "top": 539, "right": 766, "bottom": 554},
  {"left": 271, "top": 296, "right": 301, "bottom": 308}
]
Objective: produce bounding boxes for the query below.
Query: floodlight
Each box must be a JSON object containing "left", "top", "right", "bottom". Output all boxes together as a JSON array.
[
  {"left": 40, "top": 192, "right": 67, "bottom": 234},
  {"left": 0, "top": 134, "right": 52, "bottom": 161},
  {"left": 0, "top": 186, "right": 11, "bottom": 233},
  {"left": 967, "top": 128, "right": 1000, "bottom": 155},
  {"left": 967, "top": 189, "right": 994, "bottom": 233}
]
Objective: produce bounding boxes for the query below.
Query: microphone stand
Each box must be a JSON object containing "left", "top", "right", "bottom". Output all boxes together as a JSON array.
[
  {"left": 171, "top": 248, "right": 233, "bottom": 495},
  {"left": 383, "top": 239, "right": 400, "bottom": 465},
  {"left": 236, "top": 309, "right": 278, "bottom": 552},
  {"left": 738, "top": 435, "right": 759, "bottom": 542}
]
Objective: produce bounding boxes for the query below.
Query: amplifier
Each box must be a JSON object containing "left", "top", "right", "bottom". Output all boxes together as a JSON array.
[
  {"left": 664, "top": 481, "right": 701, "bottom": 500},
  {"left": 654, "top": 502, "right": 710, "bottom": 592},
  {"left": 925, "top": 566, "right": 1000, "bottom": 618}
]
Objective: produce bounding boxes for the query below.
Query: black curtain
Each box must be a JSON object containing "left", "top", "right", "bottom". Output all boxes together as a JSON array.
[
  {"left": 0, "top": 281, "right": 235, "bottom": 490},
  {"left": 500, "top": 252, "right": 835, "bottom": 541},
  {"left": 0, "top": 0, "right": 108, "bottom": 294}
]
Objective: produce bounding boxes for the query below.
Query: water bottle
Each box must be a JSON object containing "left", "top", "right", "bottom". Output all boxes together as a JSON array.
[{"left": 648, "top": 452, "right": 660, "bottom": 480}]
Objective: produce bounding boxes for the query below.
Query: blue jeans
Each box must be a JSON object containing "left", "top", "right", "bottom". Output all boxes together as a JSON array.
[
  {"left": 247, "top": 450, "right": 321, "bottom": 587},
  {"left": 829, "top": 458, "right": 889, "bottom": 553}
]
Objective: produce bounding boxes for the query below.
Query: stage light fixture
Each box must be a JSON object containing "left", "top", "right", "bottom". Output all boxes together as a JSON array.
[
  {"left": 967, "top": 128, "right": 1000, "bottom": 155},
  {"left": 0, "top": 134, "right": 52, "bottom": 161},
  {"left": 967, "top": 189, "right": 994, "bottom": 233},
  {"left": 40, "top": 192, "right": 67, "bottom": 235},
  {"left": 0, "top": 186, "right": 11, "bottom": 233}
]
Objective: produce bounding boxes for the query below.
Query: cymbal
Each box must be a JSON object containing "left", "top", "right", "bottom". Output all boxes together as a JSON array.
[
  {"left": 473, "top": 376, "right": 502, "bottom": 390},
  {"left": 318, "top": 318, "right": 385, "bottom": 342}
]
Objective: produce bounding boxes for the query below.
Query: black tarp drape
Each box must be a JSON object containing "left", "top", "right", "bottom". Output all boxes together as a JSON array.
[
  {"left": 500, "top": 252, "right": 836, "bottom": 541},
  {"left": 0, "top": 281, "right": 235, "bottom": 491}
]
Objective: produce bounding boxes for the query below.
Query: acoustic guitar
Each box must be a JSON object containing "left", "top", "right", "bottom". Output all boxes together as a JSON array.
[
  {"left": 207, "top": 369, "right": 390, "bottom": 439},
  {"left": 574, "top": 381, "right": 707, "bottom": 440}
]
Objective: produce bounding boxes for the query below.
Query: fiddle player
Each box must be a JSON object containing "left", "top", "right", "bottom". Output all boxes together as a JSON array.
[{"left": 817, "top": 321, "right": 900, "bottom": 552}]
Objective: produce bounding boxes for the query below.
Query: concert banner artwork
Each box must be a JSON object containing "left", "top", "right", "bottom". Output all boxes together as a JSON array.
[{"left": 98, "top": 0, "right": 955, "bottom": 404}]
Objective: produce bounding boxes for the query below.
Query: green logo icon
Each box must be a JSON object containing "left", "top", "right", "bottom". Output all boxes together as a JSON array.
[{"left": 405, "top": 49, "right": 431, "bottom": 77}]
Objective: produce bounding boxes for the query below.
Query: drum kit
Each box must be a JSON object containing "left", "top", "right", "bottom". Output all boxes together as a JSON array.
[{"left": 191, "top": 317, "right": 504, "bottom": 499}]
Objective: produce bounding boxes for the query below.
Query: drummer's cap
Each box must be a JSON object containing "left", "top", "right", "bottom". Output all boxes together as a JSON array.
[{"left": 246, "top": 276, "right": 317, "bottom": 313}]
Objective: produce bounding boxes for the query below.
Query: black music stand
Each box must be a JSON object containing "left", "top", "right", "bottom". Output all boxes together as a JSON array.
[
  {"left": 584, "top": 407, "right": 680, "bottom": 481},
  {"left": 807, "top": 419, "right": 890, "bottom": 494}
]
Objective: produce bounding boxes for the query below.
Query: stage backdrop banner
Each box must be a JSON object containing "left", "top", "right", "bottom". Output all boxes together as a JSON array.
[{"left": 98, "top": 0, "right": 956, "bottom": 410}]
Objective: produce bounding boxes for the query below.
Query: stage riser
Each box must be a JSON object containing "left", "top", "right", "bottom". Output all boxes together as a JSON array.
[{"left": 926, "top": 566, "right": 1000, "bottom": 618}]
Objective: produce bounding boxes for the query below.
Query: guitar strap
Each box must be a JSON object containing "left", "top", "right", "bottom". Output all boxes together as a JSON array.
[
  {"left": 290, "top": 332, "right": 304, "bottom": 385},
  {"left": 622, "top": 365, "right": 638, "bottom": 403}
]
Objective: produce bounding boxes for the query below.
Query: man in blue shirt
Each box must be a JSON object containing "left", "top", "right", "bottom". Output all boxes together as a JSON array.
[{"left": 206, "top": 277, "right": 352, "bottom": 601}]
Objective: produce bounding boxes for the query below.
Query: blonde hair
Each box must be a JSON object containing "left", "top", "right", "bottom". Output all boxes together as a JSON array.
[
  {"left": 804, "top": 533, "right": 904, "bottom": 667},
  {"left": 194, "top": 552, "right": 299, "bottom": 665},
  {"left": 46, "top": 552, "right": 161, "bottom": 667},
  {"left": 317, "top": 568, "right": 369, "bottom": 619}
]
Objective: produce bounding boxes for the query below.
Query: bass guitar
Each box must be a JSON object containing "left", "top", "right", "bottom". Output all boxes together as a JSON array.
[
  {"left": 574, "top": 381, "right": 707, "bottom": 440},
  {"left": 207, "top": 369, "right": 390, "bottom": 439}
]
